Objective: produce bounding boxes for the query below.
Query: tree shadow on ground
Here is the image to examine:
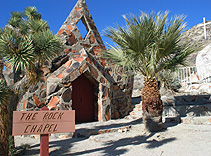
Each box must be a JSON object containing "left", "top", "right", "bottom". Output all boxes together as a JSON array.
[
  {"left": 21, "top": 118, "right": 141, "bottom": 155},
  {"left": 22, "top": 137, "right": 85, "bottom": 155},
  {"left": 23, "top": 132, "right": 176, "bottom": 156},
  {"left": 22, "top": 118, "right": 176, "bottom": 156},
  {"left": 66, "top": 133, "right": 176, "bottom": 156}
]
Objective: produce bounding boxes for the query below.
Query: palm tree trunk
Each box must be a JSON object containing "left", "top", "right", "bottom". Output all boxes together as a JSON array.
[
  {"left": 142, "top": 77, "right": 163, "bottom": 132},
  {"left": 0, "top": 102, "right": 9, "bottom": 156}
]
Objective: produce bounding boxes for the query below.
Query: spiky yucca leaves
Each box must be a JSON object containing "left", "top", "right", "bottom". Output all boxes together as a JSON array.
[
  {"left": 24, "top": 7, "right": 41, "bottom": 20},
  {"left": 33, "top": 30, "right": 63, "bottom": 65},
  {"left": 7, "top": 12, "right": 22, "bottom": 28},
  {"left": 24, "top": 7, "right": 49, "bottom": 34},
  {"left": 27, "top": 29, "right": 63, "bottom": 85},
  {"left": 0, "top": 27, "right": 34, "bottom": 72},
  {"left": 0, "top": 7, "right": 63, "bottom": 89},
  {"left": 103, "top": 11, "right": 196, "bottom": 132},
  {"left": 28, "top": 19, "right": 49, "bottom": 34},
  {"left": 0, "top": 79, "right": 10, "bottom": 156},
  {"left": 8, "top": 7, "right": 46, "bottom": 35}
]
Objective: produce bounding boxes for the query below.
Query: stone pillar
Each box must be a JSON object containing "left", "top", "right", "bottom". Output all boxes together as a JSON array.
[
  {"left": 98, "top": 83, "right": 103, "bottom": 121},
  {"left": 98, "top": 83, "right": 111, "bottom": 122}
]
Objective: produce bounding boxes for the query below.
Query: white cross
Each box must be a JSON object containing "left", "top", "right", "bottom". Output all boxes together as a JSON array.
[{"left": 197, "top": 17, "right": 211, "bottom": 40}]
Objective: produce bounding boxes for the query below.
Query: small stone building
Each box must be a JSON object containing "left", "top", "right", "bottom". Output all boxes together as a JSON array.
[{"left": 4, "top": 0, "right": 134, "bottom": 122}]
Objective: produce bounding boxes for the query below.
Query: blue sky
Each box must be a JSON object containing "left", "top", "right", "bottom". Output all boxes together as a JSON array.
[{"left": 0, "top": 0, "right": 209, "bottom": 46}]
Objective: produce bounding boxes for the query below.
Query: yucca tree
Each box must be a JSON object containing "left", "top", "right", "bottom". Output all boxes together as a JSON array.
[
  {"left": 0, "top": 79, "right": 10, "bottom": 156},
  {"left": 2, "top": 7, "right": 63, "bottom": 87},
  {"left": 0, "top": 7, "right": 63, "bottom": 155},
  {"left": 0, "top": 7, "right": 63, "bottom": 90},
  {"left": 103, "top": 11, "right": 196, "bottom": 132}
]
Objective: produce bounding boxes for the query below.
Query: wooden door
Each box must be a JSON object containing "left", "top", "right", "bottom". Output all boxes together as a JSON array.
[{"left": 72, "top": 74, "right": 95, "bottom": 123}]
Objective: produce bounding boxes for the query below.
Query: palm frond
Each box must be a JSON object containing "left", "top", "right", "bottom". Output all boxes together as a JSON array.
[{"left": 103, "top": 11, "right": 196, "bottom": 77}]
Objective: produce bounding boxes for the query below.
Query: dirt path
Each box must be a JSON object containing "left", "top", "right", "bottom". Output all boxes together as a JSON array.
[{"left": 15, "top": 122, "right": 211, "bottom": 156}]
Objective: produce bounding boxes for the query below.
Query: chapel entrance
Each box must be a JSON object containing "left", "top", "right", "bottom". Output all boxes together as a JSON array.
[{"left": 72, "top": 73, "right": 97, "bottom": 123}]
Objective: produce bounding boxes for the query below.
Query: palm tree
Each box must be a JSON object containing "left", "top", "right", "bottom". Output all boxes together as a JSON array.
[
  {"left": 103, "top": 11, "right": 196, "bottom": 132},
  {"left": 0, "top": 7, "right": 63, "bottom": 155}
]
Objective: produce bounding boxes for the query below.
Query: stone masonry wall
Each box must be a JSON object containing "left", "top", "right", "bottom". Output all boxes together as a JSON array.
[
  {"left": 162, "top": 94, "right": 211, "bottom": 117},
  {"left": 110, "top": 68, "right": 134, "bottom": 119}
]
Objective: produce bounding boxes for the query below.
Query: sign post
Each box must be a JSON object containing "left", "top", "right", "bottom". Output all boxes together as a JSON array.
[
  {"left": 12, "top": 107, "right": 75, "bottom": 156},
  {"left": 40, "top": 133, "right": 49, "bottom": 156},
  {"left": 40, "top": 106, "right": 50, "bottom": 156}
]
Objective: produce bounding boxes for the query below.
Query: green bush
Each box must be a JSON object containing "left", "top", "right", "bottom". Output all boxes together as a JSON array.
[{"left": 158, "top": 69, "right": 181, "bottom": 91}]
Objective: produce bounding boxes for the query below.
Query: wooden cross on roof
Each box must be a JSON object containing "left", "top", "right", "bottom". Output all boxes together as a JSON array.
[{"left": 197, "top": 17, "right": 211, "bottom": 40}]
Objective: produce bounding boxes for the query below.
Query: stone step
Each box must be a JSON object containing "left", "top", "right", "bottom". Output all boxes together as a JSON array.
[
  {"left": 161, "top": 94, "right": 211, "bottom": 106},
  {"left": 131, "top": 96, "right": 211, "bottom": 118},
  {"left": 129, "top": 101, "right": 211, "bottom": 122},
  {"left": 74, "top": 125, "right": 132, "bottom": 138},
  {"left": 163, "top": 116, "right": 211, "bottom": 125},
  {"left": 163, "top": 103, "right": 211, "bottom": 117},
  {"left": 74, "top": 118, "right": 141, "bottom": 138},
  {"left": 181, "top": 116, "right": 211, "bottom": 125},
  {"left": 163, "top": 116, "right": 181, "bottom": 123}
]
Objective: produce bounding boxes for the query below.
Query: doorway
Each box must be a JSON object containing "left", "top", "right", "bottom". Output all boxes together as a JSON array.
[{"left": 72, "top": 73, "right": 97, "bottom": 123}]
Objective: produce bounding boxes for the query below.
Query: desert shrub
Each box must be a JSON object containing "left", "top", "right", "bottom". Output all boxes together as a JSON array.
[{"left": 158, "top": 69, "right": 181, "bottom": 91}]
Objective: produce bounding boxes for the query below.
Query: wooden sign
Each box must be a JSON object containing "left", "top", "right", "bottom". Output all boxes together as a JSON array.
[{"left": 13, "top": 109, "right": 75, "bottom": 136}]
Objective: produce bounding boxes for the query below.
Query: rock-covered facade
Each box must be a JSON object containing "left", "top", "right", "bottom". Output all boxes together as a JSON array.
[
  {"left": 196, "top": 44, "right": 211, "bottom": 82},
  {"left": 4, "top": 0, "right": 134, "bottom": 122}
]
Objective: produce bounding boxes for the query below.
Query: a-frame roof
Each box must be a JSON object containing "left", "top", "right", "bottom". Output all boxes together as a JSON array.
[{"left": 57, "top": 0, "right": 106, "bottom": 58}]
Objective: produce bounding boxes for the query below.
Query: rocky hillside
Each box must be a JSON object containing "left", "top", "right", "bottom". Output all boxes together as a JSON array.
[
  {"left": 180, "top": 20, "right": 211, "bottom": 65},
  {"left": 181, "top": 21, "right": 211, "bottom": 45}
]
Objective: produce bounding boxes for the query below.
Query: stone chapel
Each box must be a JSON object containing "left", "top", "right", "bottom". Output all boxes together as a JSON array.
[{"left": 4, "top": 0, "right": 134, "bottom": 122}]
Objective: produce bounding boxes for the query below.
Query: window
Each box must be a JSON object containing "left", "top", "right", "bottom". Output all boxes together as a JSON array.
[{"left": 76, "top": 16, "right": 89, "bottom": 39}]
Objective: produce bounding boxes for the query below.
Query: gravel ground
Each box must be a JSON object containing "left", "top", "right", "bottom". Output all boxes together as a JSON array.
[{"left": 15, "top": 122, "right": 211, "bottom": 156}]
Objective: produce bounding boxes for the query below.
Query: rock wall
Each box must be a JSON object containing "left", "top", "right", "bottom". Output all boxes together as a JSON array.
[
  {"left": 110, "top": 68, "right": 134, "bottom": 119},
  {"left": 162, "top": 94, "right": 211, "bottom": 117}
]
